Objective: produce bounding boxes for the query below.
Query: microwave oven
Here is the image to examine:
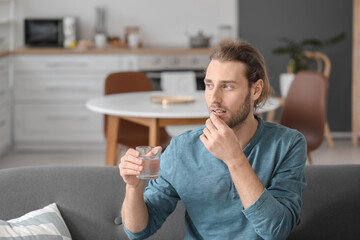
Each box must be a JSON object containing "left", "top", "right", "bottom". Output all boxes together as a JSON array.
[{"left": 25, "top": 18, "right": 64, "bottom": 47}]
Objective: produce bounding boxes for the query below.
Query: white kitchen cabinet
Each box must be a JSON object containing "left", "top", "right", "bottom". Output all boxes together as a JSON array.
[
  {"left": 12, "top": 51, "right": 210, "bottom": 150},
  {"left": 0, "top": 56, "right": 11, "bottom": 156},
  {"left": 0, "top": 0, "right": 14, "bottom": 52},
  {"left": 138, "top": 54, "right": 209, "bottom": 71},
  {"left": 14, "top": 104, "right": 102, "bottom": 144},
  {"left": 13, "top": 54, "right": 121, "bottom": 150}
]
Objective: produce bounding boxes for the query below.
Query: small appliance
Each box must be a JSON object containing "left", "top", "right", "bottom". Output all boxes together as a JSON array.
[{"left": 24, "top": 18, "right": 76, "bottom": 47}]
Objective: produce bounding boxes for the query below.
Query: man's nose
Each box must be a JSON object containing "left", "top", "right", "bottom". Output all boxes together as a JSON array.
[{"left": 210, "top": 87, "right": 222, "bottom": 104}]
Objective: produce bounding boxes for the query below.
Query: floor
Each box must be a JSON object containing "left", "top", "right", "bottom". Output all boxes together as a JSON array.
[{"left": 0, "top": 138, "right": 359, "bottom": 169}]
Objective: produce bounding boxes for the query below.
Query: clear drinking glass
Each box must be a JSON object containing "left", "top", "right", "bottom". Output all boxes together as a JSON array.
[{"left": 136, "top": 146, "right": 161, "bottom": 180}]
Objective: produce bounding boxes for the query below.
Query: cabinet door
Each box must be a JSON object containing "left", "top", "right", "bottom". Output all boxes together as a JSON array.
[
  {"left": 138, "top": 54, "right": 209, "bottom": 70},
  {"left": 12, "top": 54, "right": 122, "bottom": 149},
  {"left": 13, "top": 55, "right": 120, "bottom": 72},
  {"left": 119, "top": 54, "right": 139, "bottom": 71},
  {"left": 14, "top": 104, "right": 104, "bottom": 144},
  {"left": 14, "top": 74, "right": 105, "bottom": 102}
]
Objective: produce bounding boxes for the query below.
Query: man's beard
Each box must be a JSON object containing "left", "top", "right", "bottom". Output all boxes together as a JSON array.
[
  {"left": 210, "top": 90, "right": 251, "bottom": 129},
  {"left": 227, "top": 91, "right": 251, "bottom": 129}
]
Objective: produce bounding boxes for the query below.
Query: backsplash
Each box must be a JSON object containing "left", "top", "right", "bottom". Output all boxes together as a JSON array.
[{"left": 13, "top": 0, "right": 237, "bottom": 48}]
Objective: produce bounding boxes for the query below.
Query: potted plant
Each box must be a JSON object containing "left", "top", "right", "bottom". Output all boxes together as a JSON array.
[{"left": 273, "top": 32, "right": 345, "bottom": 97}]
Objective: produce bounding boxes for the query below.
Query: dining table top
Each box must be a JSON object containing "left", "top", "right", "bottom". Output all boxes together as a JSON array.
[{"left": 86, "top": 90, "right": 281, "bottom": 119}]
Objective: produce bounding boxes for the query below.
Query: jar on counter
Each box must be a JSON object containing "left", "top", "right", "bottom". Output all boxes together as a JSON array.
[
  {"left": 125, "top": 26, "right": 141, "bottom": 48},
  {"left": 218, "top": 25, "right": 233, "bottom": 44}
]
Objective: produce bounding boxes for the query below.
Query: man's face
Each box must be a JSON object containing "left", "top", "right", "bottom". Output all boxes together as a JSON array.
[{"left": 204, "top": 60, "right": 253, "bottom": 129}]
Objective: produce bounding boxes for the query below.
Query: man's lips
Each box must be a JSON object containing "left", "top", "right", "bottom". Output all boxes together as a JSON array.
[{"left": 209, "top": 107, "right": 227, "bottom": 116}]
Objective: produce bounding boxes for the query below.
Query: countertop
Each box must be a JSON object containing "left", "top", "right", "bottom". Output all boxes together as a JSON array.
[
  {"left": 11, "top": 47, "right": 212, "bottom": 55},
  {"left": 0, "top": 51, "right": 10, "bottom": 57}
]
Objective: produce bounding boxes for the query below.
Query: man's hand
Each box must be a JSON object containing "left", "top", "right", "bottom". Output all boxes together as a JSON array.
[
  {"left": 119, "top": 148, "right": 143, "bottom": 187},
  {"left": 200, "top": 113, "right": 244, "bottom": 166}
]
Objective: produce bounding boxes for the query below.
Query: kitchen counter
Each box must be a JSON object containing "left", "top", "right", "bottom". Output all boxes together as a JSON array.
[
  {"left": 11, "top": 47, "right": 211, "bottom": 55},
  {"left": 0, "top": 51, "right": 10, "bottom": 58}
]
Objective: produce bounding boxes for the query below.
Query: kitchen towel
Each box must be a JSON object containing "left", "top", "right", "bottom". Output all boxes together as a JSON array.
[
  {"left": 160, "top": 71, "right": 197, "bottom": 93},
  {"left": 160, "top": 71, "right": 201, "bottom": 136}
]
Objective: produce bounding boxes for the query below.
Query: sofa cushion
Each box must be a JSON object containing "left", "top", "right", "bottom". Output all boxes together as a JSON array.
[
  {"left": 288, "top": 164, "right": 360, "bottom": 240},
  {"left": 0, "top": 203, "right": 72, "bottom": 239}
]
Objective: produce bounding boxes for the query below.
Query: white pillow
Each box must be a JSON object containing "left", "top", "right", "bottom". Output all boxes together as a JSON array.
[{"left": 0, "top": 203, "right": 72, "bottom": 240}]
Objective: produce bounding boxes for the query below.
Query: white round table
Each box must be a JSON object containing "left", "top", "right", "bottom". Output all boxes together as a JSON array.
[{"left": 86, "top": 91, "right": 280, "bottom": 165}]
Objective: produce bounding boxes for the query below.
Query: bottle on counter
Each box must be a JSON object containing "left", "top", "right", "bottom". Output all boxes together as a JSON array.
[{"left": 94, "top": 6, "right": 107, "bottom": 48}]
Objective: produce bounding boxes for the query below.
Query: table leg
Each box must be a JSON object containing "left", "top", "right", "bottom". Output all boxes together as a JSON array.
[
  {"left": 148, "top": 118, "right": 160, "bottom": 146},
  {"left": 105, "top": 115, "right": 120, "bottom": 166}
]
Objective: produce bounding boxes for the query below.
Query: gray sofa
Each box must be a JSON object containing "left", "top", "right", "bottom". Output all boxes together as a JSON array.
[{"left": 0, "top": 165, "right": 359, "bottom": 240}]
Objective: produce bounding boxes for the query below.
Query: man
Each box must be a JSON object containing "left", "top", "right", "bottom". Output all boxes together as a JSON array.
[{"left": 119, "top": 40, "right": 307, "bottom": 240}]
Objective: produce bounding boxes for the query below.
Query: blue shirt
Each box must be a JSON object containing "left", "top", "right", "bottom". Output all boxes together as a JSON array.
[{"left": 124, "top": 117, "right": 307, "bottom": 240}]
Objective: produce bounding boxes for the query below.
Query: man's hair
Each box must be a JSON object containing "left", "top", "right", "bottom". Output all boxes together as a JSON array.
[{"left": 209, "top": 39, "right": 273, "bottom": 110}]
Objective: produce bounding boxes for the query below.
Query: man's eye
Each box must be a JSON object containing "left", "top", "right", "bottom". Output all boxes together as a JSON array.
[
  {"left": 224, "top": 84, "right": 232, "bottom": 89},
  {"left": 205, "top": 84, "right": 213, "bottom": 88}
]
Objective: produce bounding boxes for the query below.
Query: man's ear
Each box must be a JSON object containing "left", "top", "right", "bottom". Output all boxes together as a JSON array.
[{"left": 251, "top": 79, "right": 264, "bottom": 101}]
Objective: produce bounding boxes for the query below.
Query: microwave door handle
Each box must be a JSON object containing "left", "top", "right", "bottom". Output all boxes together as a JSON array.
[{"left": 58, "top": 21, "right": 64, "bottom": 45}]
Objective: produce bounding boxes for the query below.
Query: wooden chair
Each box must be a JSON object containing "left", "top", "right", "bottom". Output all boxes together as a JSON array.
[
  {"left": 280, "top": 71, "right": 328, "bottom": 164},
  {"left": 104, "top": 72, "right": 171, "bottom": 161},
  {"left": 268, "top": 51, "right": 334, "bottom": 148},
  {"left": 291, "top": 51, "right": 334, "bottom": 149}
]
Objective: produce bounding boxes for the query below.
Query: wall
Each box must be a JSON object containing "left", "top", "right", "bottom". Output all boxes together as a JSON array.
[
  {"left": 239, "top": 0, "right": 352, "bottom": 132},
  {"left": 13, "top": 0, "right": 237, "bottom": 48}
]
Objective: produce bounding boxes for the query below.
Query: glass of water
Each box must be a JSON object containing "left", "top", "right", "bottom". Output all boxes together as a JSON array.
[{"left": 136, "top": 146, "right": 161, "bottom": 180}]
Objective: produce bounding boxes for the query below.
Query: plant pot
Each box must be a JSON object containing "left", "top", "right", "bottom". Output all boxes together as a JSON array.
[{"left": 279, "top": 73, "right": 295, "bottom": 98}]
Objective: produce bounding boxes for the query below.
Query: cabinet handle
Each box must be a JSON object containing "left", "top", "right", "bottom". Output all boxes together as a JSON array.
[
  {"left": 46, "top": 115, "right": 90, "bottom": 121},
  {"left": 152, "top": 58, "right": 161, "bottom": 65},
  {"left": 45, "top": 86, "right": 90, "bottom": 92},
  {"left": 191, "top": 58, "right": 199, "bottom": 64},
  {"left": 171, "top": 57, "right": 180, "bottom": 65},
  {"left": 46, "top": 62, "right": 89, "bottom": 68},
  {"left": 0, "top": 119, "right": 6, "bottom": 128}
]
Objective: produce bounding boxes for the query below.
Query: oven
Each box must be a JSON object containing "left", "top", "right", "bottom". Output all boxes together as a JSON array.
[{"left": 137, "top": 54, "right": 210, "bottom": 91}]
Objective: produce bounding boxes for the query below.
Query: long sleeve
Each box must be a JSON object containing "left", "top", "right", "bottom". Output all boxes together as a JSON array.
[
  {"left": 123, "top": 139, "right": 180, "bottom": 240},
  {"left": 242, "top": 132, "right": 307, "bottom": 240}
]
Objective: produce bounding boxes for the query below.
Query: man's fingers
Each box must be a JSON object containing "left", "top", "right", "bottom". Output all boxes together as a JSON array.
[
  {"left": 121, "top": 154, "right": 142, "bottom": 165},
  {"left": 210, "top": 112, "right": 226, "bottom": 129},
  {"left": 120, "top": 161, "right": 142, "bottom": 171},
  {"left": 203, "top": 127, "right": 212, "bottom": 138},
  {"left": 205, "top": 118, "right": 217, "bottom": 134},
  {"left": 127, "top": 148, "right": 140, "bottom": 157},
  {"left": 120, "top": 168, "right": 141, "bottom": 176},
  {"left": 149, "top": 146, "right": 162, "bottom": 156},
  {"left": 119, "top": 161, "right": 142, "bottom": 175},
  {"left": 200, "top": 134, "right": 208, "bottom": 146}
]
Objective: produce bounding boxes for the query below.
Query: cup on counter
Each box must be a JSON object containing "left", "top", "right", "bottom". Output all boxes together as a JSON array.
[
  {"left": 136, "top": 146, "right": 161, "bottom": 180},
  {"left": 94, "top": 33, "right": 107, "bottom": 48}
]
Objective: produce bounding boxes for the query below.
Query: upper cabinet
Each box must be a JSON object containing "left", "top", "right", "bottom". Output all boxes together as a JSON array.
[{"left": 0, "top": 0, "right": 14, "bottom": 52}]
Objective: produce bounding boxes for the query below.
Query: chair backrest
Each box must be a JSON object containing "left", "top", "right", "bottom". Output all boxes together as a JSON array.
[
  {"left": 104, "top": 72, "right": 154, "bottom": 95},
  {"left": 103, "top": 72, "right": 171, "bottom": 148},
  {"left": 287, "top": 51, "right": 331, "bottom": 78},
  {"left": 103, "top": 72, "right": 153, "bottom": 140},
  {"left": 280, "top": 71, "right": 328, "bottom": 152}
]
